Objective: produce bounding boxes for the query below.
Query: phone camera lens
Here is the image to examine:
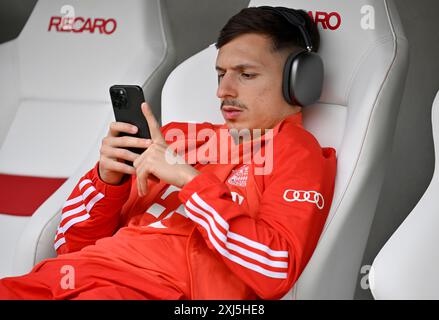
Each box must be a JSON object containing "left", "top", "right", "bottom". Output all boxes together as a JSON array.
[{"left": 111, "top": 87, "right": 127, "bottom": 109}]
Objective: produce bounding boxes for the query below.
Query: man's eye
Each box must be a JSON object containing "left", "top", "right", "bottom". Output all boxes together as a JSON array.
[{"left": 241, "top": 73, "right": 255, "bottom": 79}]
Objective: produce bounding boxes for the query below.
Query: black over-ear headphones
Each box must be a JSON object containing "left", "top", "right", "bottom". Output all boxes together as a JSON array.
[{"left": 259, "top": 6, "right": 324, "bottom": 107}]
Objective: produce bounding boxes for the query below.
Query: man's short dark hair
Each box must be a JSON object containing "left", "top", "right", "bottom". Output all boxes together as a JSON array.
[{"left": 216, "top": 6, "right": 320, "bottom": 53}]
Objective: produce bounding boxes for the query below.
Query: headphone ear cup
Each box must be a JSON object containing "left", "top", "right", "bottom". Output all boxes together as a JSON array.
[
  {"left": 282, "top": 51, "right": 302, "bottom": 105},
  {"left": 285, "top": 51, "right": 324, "bottom": 106}
]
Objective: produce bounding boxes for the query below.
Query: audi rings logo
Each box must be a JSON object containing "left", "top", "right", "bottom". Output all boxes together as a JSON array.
[{"left": 283, "top": 189, "right": 325, "bottom": 210}]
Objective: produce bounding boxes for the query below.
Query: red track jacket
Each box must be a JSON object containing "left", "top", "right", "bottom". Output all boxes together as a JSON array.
[{"left": 54, "top": 112, "right": 337, "bottom": 299}]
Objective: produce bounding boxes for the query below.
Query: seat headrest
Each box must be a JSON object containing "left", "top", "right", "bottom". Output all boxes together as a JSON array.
[
  {"left": 251, "top": 0, "right": 405, "bottom": 106},
  {"left": 162, "top": 0, "right": 406, "bottom": 125},
  {"left": 17, "top": 0, "right": 170, "bottom": 102}
]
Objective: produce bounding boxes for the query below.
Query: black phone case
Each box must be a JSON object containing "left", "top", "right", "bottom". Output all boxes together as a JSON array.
[{"left": 110, "top": 85, "right": 151, "bottom": 162}]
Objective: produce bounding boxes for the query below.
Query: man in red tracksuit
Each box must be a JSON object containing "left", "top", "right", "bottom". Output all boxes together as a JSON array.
[{"left": 0, "top": 7, "right": 336, "bottom": 299}]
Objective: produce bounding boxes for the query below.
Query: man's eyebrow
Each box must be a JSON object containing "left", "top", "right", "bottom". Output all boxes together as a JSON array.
[{"left": 215, "top": 64, "right": 261, "bottom": 72}]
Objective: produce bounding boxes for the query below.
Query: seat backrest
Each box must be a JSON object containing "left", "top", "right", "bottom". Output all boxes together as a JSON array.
[
  {"left": 17, "top": 0, "right": 171, "bottom": 102},
  {"left": 370, "top": 90, "right": 439, "bottom": 300},
  {"left": 0, "top": 0, "right": 175, "bottom": 278},
  {"left": 0, "top": 0, "right": 174, "bottom": 177},
  {"left": 162, "top": 0, "right": 409, "bottom": 299}
]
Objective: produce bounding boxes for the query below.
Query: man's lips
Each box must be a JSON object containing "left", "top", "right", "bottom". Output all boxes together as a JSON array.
[
  {"left": 222, "top": 106, "right": 244, "bottom": 112},
  {"left": 222, "top": 106, "right": 243, "bottom": 120}
]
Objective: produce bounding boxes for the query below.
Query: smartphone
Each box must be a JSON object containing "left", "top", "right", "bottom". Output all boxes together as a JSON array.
[{"left": 109, "top": 85, "right": 151, "bottom": 164}]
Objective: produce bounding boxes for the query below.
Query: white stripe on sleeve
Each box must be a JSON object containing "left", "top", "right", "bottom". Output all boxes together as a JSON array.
[
  {"left": 85, "top": 193, "right": 104, "bottom": 212},
  {"left": 185, "top": 204, "right": 287, "bottom": 279},
  {"left": 61, "top": 213, "right": 91, "bottom": 233},
  {"left": 191, "top": 192, "right": 289, "bottom": 258},
  {"left": 79, "top": 179, "right": 93, "bottom": 190},
  {"left": 54, "top": 237, "right": 66, "bottom": 251},
  {"left": 62, "top": 195, "right": 83, "bottom": 209},
  {"left": 186, "top": 200, "right": 288, "bottom": 269},
  {"left": 61, "top": 203, "right": 86, "bottom": 223}
]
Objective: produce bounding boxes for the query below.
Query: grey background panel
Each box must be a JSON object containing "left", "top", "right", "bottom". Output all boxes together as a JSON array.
[
  {"left": 1, "top": 0, "right": 438, "bottom": 300},
  {"left": 0, "top": 0, "right": 37, "bottom": 43},
  {"left": 165, "top": 0, "right": 250, "bottom": 65}
]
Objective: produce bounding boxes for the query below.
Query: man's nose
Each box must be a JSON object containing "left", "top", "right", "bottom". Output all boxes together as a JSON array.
[{"left": 216, "top": 73, "right": 237, "bottom": 99}]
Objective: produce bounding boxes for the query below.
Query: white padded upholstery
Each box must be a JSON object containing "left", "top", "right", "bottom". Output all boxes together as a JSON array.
[
  {"left": 370, "top": 91, "right": 439, "bottom": 300},
  {"left": 162, "top": 0, "right": 409, "bottom": 299},
  {"left": 0, "top": 100, "right": 110, "bottom": 177},
  {"left": 13, "top": 145, "right": 105, "bottom": 276},
  {"left": 0, "top": 0, "right": 175, "bottom": 277},
  {"left": 17, "top": 0, "right": 171, "bottom": 102}
]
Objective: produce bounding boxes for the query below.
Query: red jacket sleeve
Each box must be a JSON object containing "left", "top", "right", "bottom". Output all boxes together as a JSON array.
[
  {"left": 53, "top": 121, "right": 186, "bottom": 255},
  {"left": 54, "top": 162, "right": 132, "bottom": 255},
  {"left": 178, "top": 140, "right": 336, "bottom": 299}
]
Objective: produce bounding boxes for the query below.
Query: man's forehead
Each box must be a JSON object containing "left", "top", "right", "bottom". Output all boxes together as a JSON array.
[{"left": 216, "top": 33, "right": 277, "bottom": 69}]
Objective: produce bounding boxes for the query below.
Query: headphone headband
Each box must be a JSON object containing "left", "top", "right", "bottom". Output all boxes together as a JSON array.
[{"left": 258, "top": 6, "right": 313, "bottom": 52}]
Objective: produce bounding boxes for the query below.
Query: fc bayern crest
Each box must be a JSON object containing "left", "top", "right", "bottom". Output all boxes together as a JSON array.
[{"left": 227, "top": 165, "right": 249, "bottom": 187}]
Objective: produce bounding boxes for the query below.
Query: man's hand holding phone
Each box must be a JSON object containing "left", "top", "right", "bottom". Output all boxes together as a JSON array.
[
  {"left": 133, "top": 103, "right": 200, "bottom": 197},
  {"left": 103, "top": 83, "right": 200, "bottom": 193},
  {"left": 98, "top": 122, "right": 152, "bottom": 185},
  {"left": 99, "top": 100, "right": 200, "bottom": 195},
  {"left": 100, "top": 84, "right": 152, "bottom": 185}
]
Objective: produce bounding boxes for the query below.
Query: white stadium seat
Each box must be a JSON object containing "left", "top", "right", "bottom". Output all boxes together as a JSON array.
[
  {"left": 0, "top": 0, "right": 175, "bottom": 278},
  {"left": 162, "top": 0, "right": 409, "bottom": 299},
  {"left": 370, "top": 90, "right": 439, "bottom": 299}
]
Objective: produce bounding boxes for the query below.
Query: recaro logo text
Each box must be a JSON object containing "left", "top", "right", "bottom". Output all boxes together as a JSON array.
[
  {"left": 308, "top": 11, "right": 342, "bottom": 30},
  {"left": 48, "top": 16, "right": 117, "bottom": 35}
]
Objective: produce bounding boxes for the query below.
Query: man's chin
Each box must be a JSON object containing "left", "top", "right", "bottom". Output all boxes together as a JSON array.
[
  {"left": 224, "top": 120, "right": 273, "bottom": 143},
  {"left": 225, "top": 121, "right": 246, "bottom": 131}
]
